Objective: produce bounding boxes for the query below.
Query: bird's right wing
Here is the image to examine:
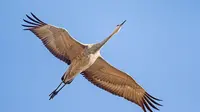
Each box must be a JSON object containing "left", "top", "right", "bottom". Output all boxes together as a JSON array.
[
  {"left": 22, "top": 13, "right": 86, "bottom": 64},
  {"left": 82, "top": 57, "right": 162, "bottom": 112}
]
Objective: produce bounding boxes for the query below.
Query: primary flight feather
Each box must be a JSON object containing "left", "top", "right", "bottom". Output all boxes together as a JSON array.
[{"left": 22, "top": 13, "right": 162, "bottom": 112}]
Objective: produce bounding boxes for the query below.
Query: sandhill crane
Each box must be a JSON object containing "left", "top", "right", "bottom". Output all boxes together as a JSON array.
[{"left": 22, "top": 13, "right": 162, "bottom": 112}]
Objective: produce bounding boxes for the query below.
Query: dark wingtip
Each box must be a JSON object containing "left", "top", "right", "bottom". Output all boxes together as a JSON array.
[
  {"left": 23, "top": 19, "right": 39, "bottom": 25},
  {"left": 21, "top": 25, "right": 30, "bottom": 30},
  {"left": 144, "top": 96, "right": 160, "bottom": 110},
  {"left": 146, "top": 92, "right": 162, "bottom": 101},
  {"left": 30, "top": 12, "right": 46, "bottom": 24},
  {"left": 21, "top": 24, "right": 34, "bottom": 27},
  {"left": 145, "top": 93, "right": 163, "bottom": 106},
  {"left": 22, "top": 13, "right": 47, "bottom": 30},
  {"left": 141, "top": 101, "right": 147, "bottom": 112},
  {"left": 23, "top": 29, "right": 30, "bottom": 30},
  {"left": 139, "top": 92, "right": 162, "bottom": 112},
  {"left": 143, "top": 99, "right": 153, "bottom": 112},
  {"left": 26, "top": 14, "right": 35, "bottom": 22},
  {"left": 30, "top": 12, "right": 34, "bottom": 15}
]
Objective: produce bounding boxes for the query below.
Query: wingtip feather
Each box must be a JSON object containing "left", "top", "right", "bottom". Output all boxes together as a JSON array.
[
  {"left": 144, "top": 96, "right": 160, "bottom": 110},
  {"left": 143, "top": 99, "right": 153, "bottom": 112},
  {"left": 26, "top": 13, "right": 41, "bottom": 24},
  {"left": 145, "top": 93, "right": 162, "bottom": 106},
  {"left": 140, "top": 101, "right": 147, "bottom": 112},
  {"left": 146, "top": 92, "right": 162, "bottom": 101},
  {"left": 30, "top": 12, "right": 46, "bottom": 24}
]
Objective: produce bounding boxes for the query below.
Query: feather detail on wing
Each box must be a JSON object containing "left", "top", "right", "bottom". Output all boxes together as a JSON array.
[
  {"left": 22, "top": 13, "right": 85, "bottom": 64},
  {"left": 82, "top": 57, "right": 162, "bottom": 112}
]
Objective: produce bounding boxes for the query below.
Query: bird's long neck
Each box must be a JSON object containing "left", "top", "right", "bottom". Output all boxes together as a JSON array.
[{"left": 93, "top": 31, "right": 116, "bottom": 52}]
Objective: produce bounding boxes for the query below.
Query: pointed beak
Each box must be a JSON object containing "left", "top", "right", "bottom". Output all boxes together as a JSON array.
[{"left": 120, "top": 20, "right": 126, "bottom": 26}]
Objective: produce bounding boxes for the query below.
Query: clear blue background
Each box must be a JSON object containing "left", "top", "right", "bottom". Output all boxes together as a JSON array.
[{"left": 0, "top": 0, "right": 199, "bottom": 112}]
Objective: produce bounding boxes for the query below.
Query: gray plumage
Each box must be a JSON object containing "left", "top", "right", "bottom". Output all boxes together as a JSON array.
[{"left": 22, "top": 13, "right": 162, "bottom": 112}]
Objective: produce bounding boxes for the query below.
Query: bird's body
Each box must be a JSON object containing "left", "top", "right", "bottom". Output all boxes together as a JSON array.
[
  {"left": 62, "top": 46, "right": 100, "bottom": 83},
  {"left": 22, "top": 13, "right": 162, "bottom": 112}
]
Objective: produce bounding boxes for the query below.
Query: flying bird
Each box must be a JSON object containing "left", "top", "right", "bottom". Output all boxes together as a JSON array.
[{"left": 22, "top": 13, "right": 162, "bottom": 112}]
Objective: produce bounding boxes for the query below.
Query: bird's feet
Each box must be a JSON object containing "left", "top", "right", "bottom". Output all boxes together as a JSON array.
[
  {"left": 49, "top": 82, "right": 67, "bottom": 100},
  {"left": 49, "top": 90, "right": 58, "bottom": 100}
]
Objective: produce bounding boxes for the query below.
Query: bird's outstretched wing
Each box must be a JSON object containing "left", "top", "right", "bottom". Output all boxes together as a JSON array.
[
  {"left": 82, "top": 57, "right": 162, "bottom": 112},
  {"left": 22, "top": 13, "right": 85, "bottom": 64}
]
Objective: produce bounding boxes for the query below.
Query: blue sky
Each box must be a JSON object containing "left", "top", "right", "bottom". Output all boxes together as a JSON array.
[{"left": 0, "top": 0, "right": 199, "bottom": 112}]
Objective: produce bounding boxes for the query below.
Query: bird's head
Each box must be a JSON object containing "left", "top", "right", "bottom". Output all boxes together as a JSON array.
[
  {"left": 113, "top": 20, "right": 126, "bottom": 34},
  {"left": 92, "top": 20, "right": 127, "bottom": 52}
]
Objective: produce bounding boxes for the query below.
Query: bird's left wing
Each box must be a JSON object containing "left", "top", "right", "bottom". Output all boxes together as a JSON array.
[
  {"left": 22, "top": 13, "right": 86, "bottom": 64},
  {"left": 82, "top": 57, "right": 162, "bottom": 112}
]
